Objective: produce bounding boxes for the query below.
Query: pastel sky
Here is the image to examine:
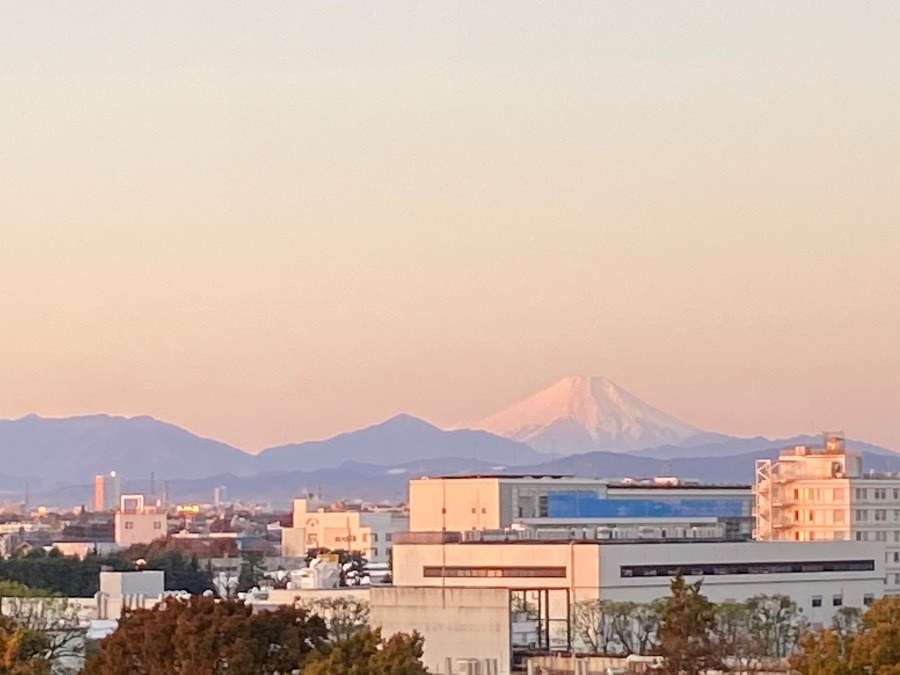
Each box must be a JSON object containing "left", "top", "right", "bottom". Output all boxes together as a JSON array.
[{"left": 2, "top": 2, "right": 899, "bottom": 452}]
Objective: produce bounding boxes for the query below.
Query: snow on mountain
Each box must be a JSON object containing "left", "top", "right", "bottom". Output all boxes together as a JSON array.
[{"left": 475, "top": 375, "right": 701, "bottom": 454}]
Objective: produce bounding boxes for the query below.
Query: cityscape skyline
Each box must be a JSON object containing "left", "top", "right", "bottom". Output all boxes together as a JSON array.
[{"left": 3, "top": 3, "right": 899, "bottom": 451}]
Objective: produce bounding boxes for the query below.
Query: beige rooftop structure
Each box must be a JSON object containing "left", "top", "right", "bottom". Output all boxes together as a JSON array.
[{"left": 408, "top": 474, "right": 751, "bottom": 534}]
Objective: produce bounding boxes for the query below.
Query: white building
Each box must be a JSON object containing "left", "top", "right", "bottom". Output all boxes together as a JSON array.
[
  {"left": 114, "top": 494, "right": 167, "bottom": 547},
  {"left": 377, "top": 536, "right": 883, "bottom": 674},
  {"left": 754, "top": 433, "right": 900, "bottom": 592},
  {"left": 280, "top": 498, "right": 407, "bottom": 564}
]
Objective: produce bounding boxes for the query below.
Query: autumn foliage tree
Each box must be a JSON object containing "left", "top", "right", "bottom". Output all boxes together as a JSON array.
[
  {"left": 0, "top": 615, "right": 52, "bottom": 675},
  {"left": 791, "top": 596, "right": 900, "bottom": 675},
  {"left": 300, "top": 628, "right": 428, "bottom": 675},
  {"left": 81, "top": 596, "right": 328, "bottom": 675}
]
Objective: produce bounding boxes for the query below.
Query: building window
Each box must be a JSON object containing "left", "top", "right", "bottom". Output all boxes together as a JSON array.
[
  {"left": 386, "top": 533, "right": 392, "bottom": 542},
  {"left": 124, "top": 522, "right": 133, "bottom": 530},
  {"left": 856, "top": 510, "right": 868, "bottom": 522},
  {"left": 424, "top": 566, "right": 567, "bottom": 579},
  {"left": 619, "top": 559, "right": 875, "bottom": 578},
  {"left": 834, "top": 511, "right": 845, "bottom": 524},
  {"left": 875, "top": 489, "right": 887, "bottom": 500},
  {"left": 833, "top": 596, "right": 843, "bottom": 607},
  {"left": 894, "top": 489, "right": 900, "bottom": 501},
  {"left": 811, "top": 596, "right": 822, "bottom": 608},
  {"left": 864, "top": 594, "right": 875, "bottom": 606},
  {"left": 877, "top": 532, "right": 888, "bottom": 542},
  {"left": 833, "top": 488, "right": 844, "bottom": 502},
  {"left": 481, "top": 508, "right": 486, "bottom": 514},
  {"left": 876, "top": 510, "right": 887, "bottom": 522},
  {"left": 153, "top": 521, "right": 162, "bottom": 530},
  {"left": 893, "top": 552, "right": 899, "bottom": 563}
]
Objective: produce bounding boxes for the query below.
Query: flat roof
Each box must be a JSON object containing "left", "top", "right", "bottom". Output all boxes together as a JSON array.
[{"left": 413, "top": 475, "right": 750, "bottom": 489}]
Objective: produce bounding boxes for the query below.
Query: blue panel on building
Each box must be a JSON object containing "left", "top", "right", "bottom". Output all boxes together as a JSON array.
[{"left": 546, "top": 492, "right": 744, "bottom": 518}]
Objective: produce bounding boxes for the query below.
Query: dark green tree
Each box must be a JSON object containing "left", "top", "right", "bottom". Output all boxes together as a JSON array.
[{"left": 656, "top": 573, "right": 720, "bottom": 675}]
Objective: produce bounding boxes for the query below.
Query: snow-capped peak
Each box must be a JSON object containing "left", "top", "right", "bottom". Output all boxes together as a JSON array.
[{"left": 474, "top": 375, "right": 700, "bottom": 454}]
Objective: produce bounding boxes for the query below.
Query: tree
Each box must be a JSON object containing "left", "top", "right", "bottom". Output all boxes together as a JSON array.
[
  {"left": 656, "top": 573, "right": 720, "bottom": 675},
  {"left": 713, "top": 600, "right": 765, "bottom": 673},
  {"left": 849, "top": 595, "right": 900, "bottom": 675},
  {"left": 294, "top": 597, "right": 370, "bottom": 641},
  {"left": 236, "top": 551, "right": 266, "bottom": 594},
  {"left": 745, "top": 594, "right": 805, "bottom": 658},
  {"left": 572, "top": 599, "right": 616, "bottom": 655},
  {"left": 82, "top": 596, "right": 328, "bottom": 675},
  {"left": 300, "top": 628, "right": 428, "bottom": 675},
  {"left": 790, "top": 627, "right": 858, "bottom": 675},
  {"left": 0, "top": 615, "right": 52, "bottom": 675},
  {"left": 2, "top": 596, "right": 85, "bottom": 671}
]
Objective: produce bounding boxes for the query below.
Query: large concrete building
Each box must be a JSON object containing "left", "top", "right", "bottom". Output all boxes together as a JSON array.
[
  {"left": 754, "top": 433, "right": 900, "bottom": 592},
  {"left": 409, "top": 475, "right": 752, "bottom": 540},
  {"left": 281, "top": 498, "right": 407, "bottom": 563},
  {"left": 378, "top": 536, "right": 883, "bottom": 674}
]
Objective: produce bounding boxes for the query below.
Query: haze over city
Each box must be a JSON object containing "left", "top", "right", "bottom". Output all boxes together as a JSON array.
[{"left": 3, "top": 2, "right": 899, "bottom": 452}]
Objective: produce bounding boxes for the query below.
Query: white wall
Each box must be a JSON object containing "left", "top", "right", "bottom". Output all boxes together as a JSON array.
[{"left": 371, "top": 586, "right": 511, "bottom": 675}]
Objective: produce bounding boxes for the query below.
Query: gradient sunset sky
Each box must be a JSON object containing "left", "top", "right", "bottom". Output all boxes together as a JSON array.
[{"left": 2, "top": 2, "right": 899, "bottom": 451}]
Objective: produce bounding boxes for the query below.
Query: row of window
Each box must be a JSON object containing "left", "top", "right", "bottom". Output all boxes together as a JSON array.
[
  {"left": 855, "top": 488, "right": 900, "bottom": 501},
  {"left": 620, "top": 559, "right": 875, "bottom": 578},
  {"left": 854, "top": 509, "right": 899, "bottom": 522},
  {"left": 810, "top": 594, "right": 874, "bottom": 608},
  {"left": 423, "top": 566, "right": 567, "bottom": 578},
  {"left": 790, "top": 509, "right": 900, "bottom": 525}
]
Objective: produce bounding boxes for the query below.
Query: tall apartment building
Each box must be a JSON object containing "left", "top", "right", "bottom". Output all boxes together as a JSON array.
[
  {"left": 93, "top": 471, "right": 122, "bottom": 512},
  {"left": 754, "top": 433, "right": 900, "bottom": 592}
]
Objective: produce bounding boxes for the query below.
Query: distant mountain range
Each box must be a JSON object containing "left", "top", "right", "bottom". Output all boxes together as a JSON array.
[
  {"left": 256, "top": 414, "right": 543, "bottom": 472},
  {"left": 475, "top": 375, "right": 700, "bottom": 453},
  {"left": 4, "top": 375, "right": 899, "bottom": 508}
]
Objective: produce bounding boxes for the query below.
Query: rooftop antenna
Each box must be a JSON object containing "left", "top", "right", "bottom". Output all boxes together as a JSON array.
[{"left": 150, "top": 472, "right": 156, "bottom": 497}]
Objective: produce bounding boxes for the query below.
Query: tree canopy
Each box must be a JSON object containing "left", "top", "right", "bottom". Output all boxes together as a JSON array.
[
  {"left": 300, "top": 628, "right": 428, "bottom": 675},
  {"left": 82, "top": 597, "right": 328, "bottom": 675},
  {"left": 792, "top": 596, "right": 900, "bottom": 675}
]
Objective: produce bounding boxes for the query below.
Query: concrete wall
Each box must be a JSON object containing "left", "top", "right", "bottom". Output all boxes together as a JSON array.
[
  {"left": 393, "top": 541, "right": 601, "bottom": 604},
  {"left": 114, "top": 511, "right": 167, "bottom": 546},
  {"left": 371, "top": 586, "right": 511, "bottom": 675},
  {"left": 393, "top": 539, "right": 885, "bottom": 625},
  {"left": 100, "top": 570, "right": 165, "bottom": 598},
  {"left": 597, "top": 540, "right": 884, "bottom": 626},
  {"left": 409, "top": 478, "right": 503, "bottom": 532}
]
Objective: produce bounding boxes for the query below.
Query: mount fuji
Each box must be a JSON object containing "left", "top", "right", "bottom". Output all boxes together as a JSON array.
[{"left": 475, "top": 375, "right": 701, "bottom": 454}]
